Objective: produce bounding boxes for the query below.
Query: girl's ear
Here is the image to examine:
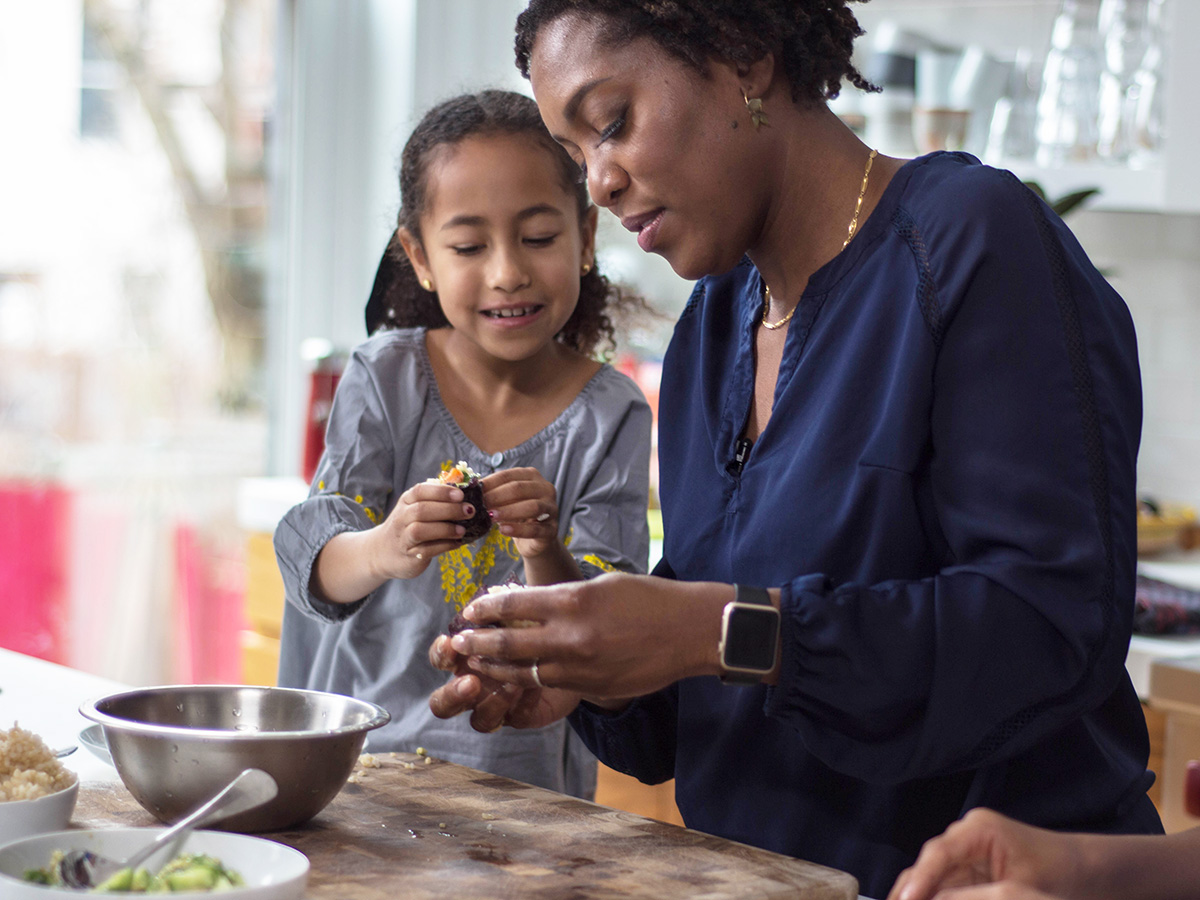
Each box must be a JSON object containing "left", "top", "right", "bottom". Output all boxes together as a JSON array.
[
  {"left": 396, "top": 227, "right": 434, "bottom": 289},
  {"left": 580, "top": 206, "right": 599, "bottom": 272}
]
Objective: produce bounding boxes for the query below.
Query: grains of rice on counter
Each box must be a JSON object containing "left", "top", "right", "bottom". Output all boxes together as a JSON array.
[{"left": 0, "top": 723, "right": 77, "bottom": 801}]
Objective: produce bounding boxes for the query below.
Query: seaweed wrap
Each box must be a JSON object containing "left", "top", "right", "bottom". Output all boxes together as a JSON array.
[
  {"left": 431, "top": 461, "right": 492, "bottom": 542},
  {"left": 446, "top": 581, "right": 536, "bottom": 635}
]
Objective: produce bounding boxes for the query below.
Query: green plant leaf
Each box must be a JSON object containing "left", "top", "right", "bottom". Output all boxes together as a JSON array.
[{"left": 1051, "top": 187, "right": 1102, "bottom": 217}]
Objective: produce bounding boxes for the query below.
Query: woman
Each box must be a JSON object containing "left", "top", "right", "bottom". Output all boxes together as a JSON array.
[{"left": 430, "top": 2, "right": 1160, "bottom": 896}]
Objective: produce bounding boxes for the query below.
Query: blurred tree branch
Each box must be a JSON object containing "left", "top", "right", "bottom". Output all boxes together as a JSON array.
[{"left": 84, "top": 0, "right": 269, "bottom": 407}]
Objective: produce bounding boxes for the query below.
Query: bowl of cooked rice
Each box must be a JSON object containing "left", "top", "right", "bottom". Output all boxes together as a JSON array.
[{"left": 0, "top": 724, "right": 79, "bottom": 849}]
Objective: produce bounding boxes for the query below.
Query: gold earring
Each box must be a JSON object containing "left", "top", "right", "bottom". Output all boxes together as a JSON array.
[
  {"left": 581, "top": 263, "right": 592, "bottom": 276},
  {"left": 743, "top": 91, "right": 768, "bottom": 129},
  {"left": 421, "top": 278, "right": 433, "bottom": 291}
]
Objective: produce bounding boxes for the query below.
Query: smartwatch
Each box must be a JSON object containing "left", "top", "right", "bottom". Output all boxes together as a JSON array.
[{"left": 719, "top": 584, "right": 780, "bottom": 685}]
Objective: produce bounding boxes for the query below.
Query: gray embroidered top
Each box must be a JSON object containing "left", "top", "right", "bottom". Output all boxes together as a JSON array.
[{"left": 274, "top": 327, "right": 652, "bottom": 797}]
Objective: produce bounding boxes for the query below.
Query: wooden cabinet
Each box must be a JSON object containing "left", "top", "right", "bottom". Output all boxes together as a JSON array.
[
  {"left": 241, "top": 530, "right": 284, "bottom": 686},
  {"left": 1144, "top": 701, "right": 1166, "bottom": 813},
  {"left": 1148, "top": 656, "right": 1200, "bottom": 833},
  {"left": 595, "top": 766, "right": 684, "bottom": 826}
]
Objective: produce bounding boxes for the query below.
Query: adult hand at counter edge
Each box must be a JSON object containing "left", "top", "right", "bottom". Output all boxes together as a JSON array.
[{"left": 442, "top": 573, "right": 772, "bottom": 699}]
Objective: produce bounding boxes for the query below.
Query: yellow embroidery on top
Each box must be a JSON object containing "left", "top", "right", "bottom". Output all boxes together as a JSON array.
[
  {"left": 438, "top": 529, "right": 521, "bottom": 612},
  {"left": 580, "top": 553, "right": 617, "bottom": 573},
  {"left": 315, "top": 486, "right": 379, "bottom": 527}
]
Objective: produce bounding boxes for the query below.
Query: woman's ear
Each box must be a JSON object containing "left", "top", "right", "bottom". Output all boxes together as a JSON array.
[
  {"left": 736, "top": 51, "right": 778, "bottom": 104},
  {"left": 396, "top": 227, "right": 434, "bottom": 290},
  {"left": 580, "top": 206, "right": 599, "bottom": 272}
]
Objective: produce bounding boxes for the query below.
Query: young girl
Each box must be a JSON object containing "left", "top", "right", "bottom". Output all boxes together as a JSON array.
[{"left": 273, "top": 90, "right": 652, "bottom": 799}]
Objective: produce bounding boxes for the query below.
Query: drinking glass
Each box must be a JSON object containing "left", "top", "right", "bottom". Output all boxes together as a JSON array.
[
  {"left": 1097, "top": 0, "right": 1166, "bottom": 164},
  {"left": 987, "top": 48, "right": 1040, "bottom": 162},
  {"left": 1036, "top": 0, "right": 1104, "bottom": 165}
]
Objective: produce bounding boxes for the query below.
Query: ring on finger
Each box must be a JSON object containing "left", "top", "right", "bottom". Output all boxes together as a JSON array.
[
  {"left": 531, "top": 660, "right": 544, "bottom": 688},
  {"left": 536, "top": 512, "right": 551, "bottom": 522}
]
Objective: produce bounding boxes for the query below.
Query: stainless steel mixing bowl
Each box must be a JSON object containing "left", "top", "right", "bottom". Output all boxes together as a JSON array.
[{"left": 80, "top": 685, "right": 390, "bottom": 832}]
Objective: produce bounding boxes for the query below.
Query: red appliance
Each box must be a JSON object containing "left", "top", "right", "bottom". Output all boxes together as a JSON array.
[{"left": 302, "top": 353, "right": 344, "bottom": 483}]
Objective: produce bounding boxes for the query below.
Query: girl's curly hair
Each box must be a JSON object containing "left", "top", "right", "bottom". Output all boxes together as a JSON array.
[
  {"left": 365, "top": 89, "right": 639, "bottom": 359},
  {"left": 514, "top": 0, "right": 876, "bottom": 104}
]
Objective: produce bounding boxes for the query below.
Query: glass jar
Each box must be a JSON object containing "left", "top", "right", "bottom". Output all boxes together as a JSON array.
[{"left": 1036, "top": 0, "right": 1105, "bottom": 165}]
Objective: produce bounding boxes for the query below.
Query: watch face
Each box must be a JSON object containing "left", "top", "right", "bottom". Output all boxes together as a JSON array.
[{"left": 724, "top": 605, "right": 778, "bottom": 671}]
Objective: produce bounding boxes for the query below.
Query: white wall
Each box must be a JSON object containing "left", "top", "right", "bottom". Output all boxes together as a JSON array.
[{"left": 1070, "top": 211, "right": 1200, "bottom": 508}]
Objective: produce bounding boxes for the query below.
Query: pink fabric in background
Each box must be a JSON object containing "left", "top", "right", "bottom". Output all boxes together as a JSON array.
[
  {"left": 175, "top": 522, "right": 244, "bottom": 684},
  {"left": 0, "top": 481, "right": 70, "bottom": 663}
]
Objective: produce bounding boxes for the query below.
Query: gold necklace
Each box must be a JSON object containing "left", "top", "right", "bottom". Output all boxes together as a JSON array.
[
  {"left": 842, "top": 148, "right": 877, "bottom": 250},
  {"left": 761, "top": 284, "right": 793, "bottom": 330},
  {"left": 761, "top": 148, "right": 878, "bottom": 331}
]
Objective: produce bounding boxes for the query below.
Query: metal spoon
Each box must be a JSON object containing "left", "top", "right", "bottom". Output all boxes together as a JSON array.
[
  {"left": 57, "top": 768, "right": 278, "bottom": 889},
  {"left": 54, "top": 745, "right": 78, "bottom": 758}
]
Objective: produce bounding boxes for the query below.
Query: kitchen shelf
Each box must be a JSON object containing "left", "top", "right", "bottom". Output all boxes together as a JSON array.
[{"left": 856, "top": 0, "right": 1200, "bottom": 213}]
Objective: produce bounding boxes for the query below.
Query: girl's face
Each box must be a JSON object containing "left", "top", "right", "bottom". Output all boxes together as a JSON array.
[
  {"left": 528, "top": 14, "right": 768, "bottom": 281},
  {"left": 400, "top": 133, "right": 596, "bottom": 364}
]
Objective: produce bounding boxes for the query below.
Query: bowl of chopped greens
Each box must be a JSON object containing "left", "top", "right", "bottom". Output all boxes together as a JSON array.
[{"left": 0, "top": 828, "right": 308, "bottom": 898}]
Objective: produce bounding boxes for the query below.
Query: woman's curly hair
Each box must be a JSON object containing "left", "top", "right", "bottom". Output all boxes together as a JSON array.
[
  {"left": 365, "top": 89, "right": 639, "bottom": 359},
  {"left": 514, "top": 0, "right": 876, "bottom": 104}
]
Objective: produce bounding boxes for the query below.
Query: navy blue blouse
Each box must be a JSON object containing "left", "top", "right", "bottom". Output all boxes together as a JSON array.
[{"left": 570, "top": 153, "right": 1160, "bottom": 898}]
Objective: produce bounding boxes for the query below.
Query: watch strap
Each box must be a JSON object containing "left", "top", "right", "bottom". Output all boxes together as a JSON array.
[{"left": 735, "top": 584, "right": 772, "bottom": 608}]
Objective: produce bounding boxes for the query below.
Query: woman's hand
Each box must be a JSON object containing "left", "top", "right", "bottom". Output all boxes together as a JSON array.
[
  {"left": 444, "top": 573, "right": 728, "bottom": 698},
  {"left": 481, "top": 467, "right": 560, "bottom": 559},
  {"left": 887, "top": 809, "right": 1083, "bottom": 900},
  {"left": 427, "top": 633, "right": 582, "bottom": 732}
]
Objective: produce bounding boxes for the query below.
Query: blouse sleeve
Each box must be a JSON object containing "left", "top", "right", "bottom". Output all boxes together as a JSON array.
[
  {"left": 565, "top": 551, "right": 682, "bottom": 783},
  {"left": 568, "top": 683, "right": 680, "bottom": 784},
  {"left": 273, "top": 344, "right": 401, "bottom": 622},
  {"left": 764, "top": 174, "right": 1142, "bottom": 784},
  {"left": 566, "top": 380, "right": 653, "bottom": 577}
]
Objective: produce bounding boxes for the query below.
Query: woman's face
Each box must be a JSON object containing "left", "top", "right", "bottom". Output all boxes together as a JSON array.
[
  {"left": 528, "top": 14, "right": 768, "bottom": 281},
  {"left": 401, "top": 133, "right": 595, "bottom": 364}
]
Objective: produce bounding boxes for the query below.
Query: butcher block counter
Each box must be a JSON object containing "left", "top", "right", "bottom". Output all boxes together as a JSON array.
[{"left": 75, "top": 750, "right": 858, "bottom": 899}]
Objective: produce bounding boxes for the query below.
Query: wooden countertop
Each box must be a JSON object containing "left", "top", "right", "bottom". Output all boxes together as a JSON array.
[{"left": 75, "top": 751, "right": 858, "bottom": 899}]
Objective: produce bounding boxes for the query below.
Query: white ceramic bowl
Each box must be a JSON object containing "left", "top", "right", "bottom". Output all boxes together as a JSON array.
[
  {"left": 0, "top": 827, "right": 308, "bottom": 899},
  {"left": 0, "top": 781, "right": 79, "bottom": 849}
]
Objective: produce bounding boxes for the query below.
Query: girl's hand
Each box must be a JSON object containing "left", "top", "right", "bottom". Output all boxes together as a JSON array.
[
  {"left": 372, "top": 481, "right": 476, "bottom": 579},
  {"left": 445, "top": 572, "right": 727, "bottom": 699},
  {"left": 887, "top": 809, "right": 1083, "bottom": 900},
  {"left": 427, "top": 633, "right": 582, "bottom": 732},
  {"left": 310, "top": 481, "right": 477, "bottom": 604},
  {"left": 481, "top": 467, "right": 560, "bottom": 559}
]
